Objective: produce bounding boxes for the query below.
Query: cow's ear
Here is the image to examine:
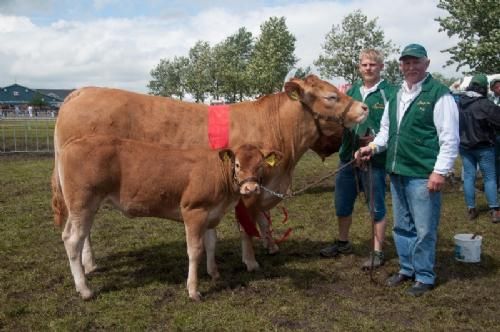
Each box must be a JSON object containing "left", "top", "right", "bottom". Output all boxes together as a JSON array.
[
  {"left": 284, "top": 80, "right": 302, "bottom": 101},
  {"left": 263, "top": 151, "right": 283, "bottom": 167},
  {"left": 219, "top": 149, "right": 234, "bottom": 162}
]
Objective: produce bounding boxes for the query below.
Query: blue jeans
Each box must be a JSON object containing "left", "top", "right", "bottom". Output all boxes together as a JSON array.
[
  {"left": 334, "top": 161, "right": 387, "bottom": 222},
  {"left": 460, "top": 146, "right": 499, "bottom": 209},
  {"left": 495, "top": 136, "right": 500, "bottom": 187},
  {"left": 390, "top": 174, "right": 441, "bottom": 285}
]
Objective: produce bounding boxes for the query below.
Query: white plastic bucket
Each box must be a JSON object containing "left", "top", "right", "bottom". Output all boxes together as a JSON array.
[{"left": 454, "top": 234, "right": 482, "bottom": 263}]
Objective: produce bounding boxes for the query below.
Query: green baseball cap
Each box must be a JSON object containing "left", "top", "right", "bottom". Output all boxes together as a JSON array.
[
  {"left": 399, "top": 43, "right": 428, "bottom": 60},
  {"left": 469, "top": 74, "right": 488, "bottom": 89}
]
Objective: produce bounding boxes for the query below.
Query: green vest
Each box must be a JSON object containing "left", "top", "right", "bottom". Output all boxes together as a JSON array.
[
  {"left": 386, "top": 74, "right": 450, "bottom": 177},
  {"left": 339, "top": 80, "right": 397, "bottom": 168}
]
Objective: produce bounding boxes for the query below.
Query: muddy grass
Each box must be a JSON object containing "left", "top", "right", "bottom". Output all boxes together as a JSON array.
[{"left": 1, "top": 153, "right": 499, "bottom": 331}]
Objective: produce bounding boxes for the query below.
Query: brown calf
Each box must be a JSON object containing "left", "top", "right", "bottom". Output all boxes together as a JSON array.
[{"left": 52, "top": 136, "right": 281, "bottom": 301}]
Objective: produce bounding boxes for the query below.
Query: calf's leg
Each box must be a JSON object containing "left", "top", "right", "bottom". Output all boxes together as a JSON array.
[{"left": 183, "top": 209, "right": 208, "bottom": 301}]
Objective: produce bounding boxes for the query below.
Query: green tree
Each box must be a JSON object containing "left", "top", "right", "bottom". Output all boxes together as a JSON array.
[
  {"left": 148, "top": 56, "right": 188, "bottom": 99},
  {"left": 215, "top": 27, "right": 254, "bottom": 102},
  {"left": 247, "top": 16, "right": 297, "bottom": 95},
  {"left": 431, "top": 72, "right": 459, "bottom": 88},
  {"left": 383, "top": 59, "right": 403, "bottom": 86},
  {"left": 30, "top": 93, "right": 47, "bottom": 108},
  {"left": 315, "top": 10, "right": 399, "bottom": 84},
  {"left": 185, "top": 41, "right": 213, "bottom": 102},
  {"left": 436, "top": 0, "right": 500, "bottom": 73}
]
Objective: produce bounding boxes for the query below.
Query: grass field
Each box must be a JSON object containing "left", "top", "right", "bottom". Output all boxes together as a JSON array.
[{"left": 1, "top": 152, "right": 499, "bottom": 331}]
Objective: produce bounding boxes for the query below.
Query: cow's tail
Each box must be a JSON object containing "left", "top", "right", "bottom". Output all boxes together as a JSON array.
[{"left": 51, "top": 144, "right": 68, "bottom": 227}]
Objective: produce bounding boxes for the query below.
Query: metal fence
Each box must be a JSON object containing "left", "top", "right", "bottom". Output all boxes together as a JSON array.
[{"left": 0, "top": 117, "right": 56, "bottom": 153}]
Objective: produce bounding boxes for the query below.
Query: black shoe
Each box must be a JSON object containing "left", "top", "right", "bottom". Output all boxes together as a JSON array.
[
  {"left": 319, "top": 240, "right": 353, "bottom": 258},
  {"left": 386, "top": 273, "right": 413, "bottom": 287},
  {"left": 468, "top": 208, "right": 479, "bottom": 221},
  {"left": 406, "top": 282, "right": 434, "bottom": 297}
]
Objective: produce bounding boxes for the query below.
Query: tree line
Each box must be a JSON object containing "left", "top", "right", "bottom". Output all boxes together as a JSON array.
[{"left": 148, "top": 2, "right": 499, "bottom": 102}]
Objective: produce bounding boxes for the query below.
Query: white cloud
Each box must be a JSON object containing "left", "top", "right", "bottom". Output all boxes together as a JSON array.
[{"left": 0, "top": 0, "right": 464, "bottom": 93}]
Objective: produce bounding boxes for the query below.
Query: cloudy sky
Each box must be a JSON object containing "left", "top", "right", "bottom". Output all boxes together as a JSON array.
[{"left": 0, "top": 0, "right": 460, "bottom": 93}]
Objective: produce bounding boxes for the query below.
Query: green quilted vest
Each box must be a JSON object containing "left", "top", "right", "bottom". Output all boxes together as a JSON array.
[
  {"left": 386, "top": 74, "right": 450, "bottom": 177},
  {"left": 339, "top": 80, "right": 397, "bottom": 168}
]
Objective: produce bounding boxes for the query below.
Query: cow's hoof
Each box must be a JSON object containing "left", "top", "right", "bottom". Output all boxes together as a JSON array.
[
  {"left": 189, "top": 291, "right": 202, "bottom": 302},
  {"left": 84, "top": 264, "right": 98, "bottom": 274},
  {"left": 267, "top": 244, "right": 280, "bottom": 255},
  {"left": 209, "top": 270, "right": 220, "bottom": 281},
  {"left": 244, "top": 260, "right": 260, "bottom": 272},
  {"left": 79, "top": 289, "right": 94, "bottom": 301}
]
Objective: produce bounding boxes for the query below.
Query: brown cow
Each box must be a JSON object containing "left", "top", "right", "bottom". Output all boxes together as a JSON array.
[
  {"left": 52, "top": 135, "right": 281, "bottom": 301},
  {"left": 53, "top": 75, "right": 368, "bottom": 272}
]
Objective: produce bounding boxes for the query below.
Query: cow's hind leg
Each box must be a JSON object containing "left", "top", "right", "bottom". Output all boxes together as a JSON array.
[
  {"left": 240, "top": 230, "right": 260, "bottom": 272},
  {"left": 204, "top": 228, "right": 220, "bottom": 280},
  {"left": 82, "top": 234, "right": 98, "bottom": 274},
  {"left": 256, "top": 211, "right": 279, "bottom": 254},
  {"left": 62, "top": 211, "right": 94, "bottom": 300}
]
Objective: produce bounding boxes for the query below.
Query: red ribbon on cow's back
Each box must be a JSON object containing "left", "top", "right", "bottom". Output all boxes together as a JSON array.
[{"left": 208, "top": 105, "right": 230, "bottom": 149}]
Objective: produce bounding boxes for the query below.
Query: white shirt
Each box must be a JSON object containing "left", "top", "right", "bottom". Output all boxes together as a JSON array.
[{"left": 373, "top": 74, "right": 459, "bottom": 175}]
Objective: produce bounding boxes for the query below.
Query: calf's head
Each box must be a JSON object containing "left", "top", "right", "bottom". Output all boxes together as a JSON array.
[
  {"left": 219, "top": 144, "right": 282, "bottom": 195},
  {"left": 284, "top": 74, "right": 368, "bottom": 136}
]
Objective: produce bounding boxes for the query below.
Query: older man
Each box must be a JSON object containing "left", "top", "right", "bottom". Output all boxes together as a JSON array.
[{"left": 357, "top": 44, "right": 459, "bottom": 296}]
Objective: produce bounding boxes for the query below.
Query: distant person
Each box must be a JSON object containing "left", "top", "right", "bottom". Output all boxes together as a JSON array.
[
  {"left": 320, "top": 49, "right": 397, "bottom": 270},
  {"left": 490, "top": 78, "right": 500, "bottom": 105},
  {"left": 458, "top": 74, "right": 500, "bottom": 222},
  {"left": 490, "top": 78, "right": 500, "bottom": 189},
  {"left": 357, "top": 44, "right": 459, "bottom": 296},
  {"left": 28, "top": 106, "right": 33, "bottom": 118}
]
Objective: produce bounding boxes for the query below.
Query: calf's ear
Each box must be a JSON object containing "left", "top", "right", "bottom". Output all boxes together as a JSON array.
[
  {"left": 219, "top": 149, "right": 235, "bottom": 162},
  {"left": 284, "top": 80, "right": 303, "bottom": 101},
  {"left": 263, "top": 151, "right": 283, "bottom": 167}
]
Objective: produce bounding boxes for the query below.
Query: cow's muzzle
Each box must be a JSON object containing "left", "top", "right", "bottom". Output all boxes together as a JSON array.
[{"left": 237, "top": 177, "right": 261, "bottom": 195}]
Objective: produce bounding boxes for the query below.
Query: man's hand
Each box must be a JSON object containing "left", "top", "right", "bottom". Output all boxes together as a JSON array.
[
  {"left": 354, "top": 145, "right": 374, "bottom": 167},
  {"left": 428, "top": 172, "right": 445, "bottom": 192}
]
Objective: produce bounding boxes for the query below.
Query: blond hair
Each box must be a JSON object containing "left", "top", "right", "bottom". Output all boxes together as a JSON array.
[{"left": 359, "top": 49, "right": 384, "bottom": 64}]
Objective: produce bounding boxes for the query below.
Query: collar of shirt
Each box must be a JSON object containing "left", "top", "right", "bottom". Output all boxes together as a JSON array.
[
  {"left": 360, "top": 79, "right": 383, "bottom": 101},
  {"left": 400, "top": 74, "right": 429, "bottom": 109}
]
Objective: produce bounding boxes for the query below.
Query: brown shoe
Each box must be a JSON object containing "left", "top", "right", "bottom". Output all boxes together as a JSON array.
[
  {"left": 490, "top": 209, "right": 500, "bottom": 223},
  {"left": 468, "top": 208, "right": 479, "bottom": 221}
]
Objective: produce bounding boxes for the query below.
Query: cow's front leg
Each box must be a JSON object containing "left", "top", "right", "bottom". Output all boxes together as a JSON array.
[
  {"left": 183, "top": 209, "right": 207, "bottom": 301},
  {"left": 82, "top": 234, "right": 98, "bottom": 274},
  {"left": 256, "top": 211, "right": 279, "bottom": 254},
  {"left": 204, "top": 228, "right": 220, "bottom": 280},
  {"left": 62, "top": 212, "right": 94, "bottom": 300}
]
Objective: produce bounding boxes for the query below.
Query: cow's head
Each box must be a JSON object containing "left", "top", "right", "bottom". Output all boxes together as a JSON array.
[
  {"left": 219, "top": 144, "right": 282, "bottom": 195},
  {"left": 284, "top": 75, "right": 368, "bottom": 136}
]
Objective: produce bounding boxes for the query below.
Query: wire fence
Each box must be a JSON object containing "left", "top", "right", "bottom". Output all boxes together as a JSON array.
[{"left": 0, "top": 117, "right": 56, "bottom": 154}]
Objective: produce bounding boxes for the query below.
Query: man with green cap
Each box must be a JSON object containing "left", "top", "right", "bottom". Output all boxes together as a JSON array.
[
  {"left": 457, "top": 74, "right": 500, "bottom": 222},
  {"left": 356, "top": 43, "right": 459, "bottom": 296}
]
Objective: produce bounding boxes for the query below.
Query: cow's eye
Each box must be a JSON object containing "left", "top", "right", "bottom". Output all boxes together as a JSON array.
[
  {"left": 235, "top": 162, "right": 240, "bottom": 170},
  {"left": 325, "top": 95, "right": 337, "bottom": 101}
]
